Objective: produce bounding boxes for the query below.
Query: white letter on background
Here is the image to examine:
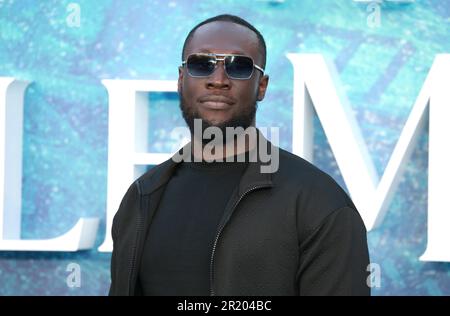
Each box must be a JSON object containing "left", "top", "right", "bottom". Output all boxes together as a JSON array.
[
  {"left": 0, "top": 77, "right": 99, "bottom": 251},
  {"left": 288, "top": 54, "right": 450, "bottom": 262}
]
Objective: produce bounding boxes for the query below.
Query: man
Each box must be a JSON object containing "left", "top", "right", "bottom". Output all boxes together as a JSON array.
[{"left": 109, "top": 14, "right": 370, "bottom": 296}]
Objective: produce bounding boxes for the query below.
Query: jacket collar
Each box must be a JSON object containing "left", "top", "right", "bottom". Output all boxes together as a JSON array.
[{"left": 138, "top": 129, "right": 275, "bottom": 196}]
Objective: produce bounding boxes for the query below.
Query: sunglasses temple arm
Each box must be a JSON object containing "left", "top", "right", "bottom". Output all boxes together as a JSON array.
[{"left": 254, "top": 64, "right": 265, "bottom": 74}]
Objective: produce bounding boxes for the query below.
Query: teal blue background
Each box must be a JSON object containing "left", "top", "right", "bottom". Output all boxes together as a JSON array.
[{"left": 0, "top": 0, "right": 449, "bottom": 295}]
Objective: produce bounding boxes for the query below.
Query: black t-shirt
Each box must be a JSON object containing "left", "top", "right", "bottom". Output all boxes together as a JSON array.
[{"left": 139, "top": 157, "right": 248, "bottom": 296}]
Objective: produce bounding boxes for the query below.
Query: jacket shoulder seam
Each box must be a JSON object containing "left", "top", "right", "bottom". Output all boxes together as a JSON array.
[{"left": 299, "top": 205, "right": 357, "bottom": 253}]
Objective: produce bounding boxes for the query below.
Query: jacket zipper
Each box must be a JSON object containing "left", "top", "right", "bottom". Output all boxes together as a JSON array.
[
  {"left": 127, "top": 211, "right": 142, "bottom": 295},
  {"left": 209, "top": 185, "right": 268, "bottom": 296},
  {"left": 127, "top": 193, "right": 144, "bottom": 295}
]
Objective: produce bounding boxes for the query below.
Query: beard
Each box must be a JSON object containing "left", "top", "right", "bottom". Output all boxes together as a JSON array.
[{"left": 179, "top": 89, "right": 257, "bottom": 145}]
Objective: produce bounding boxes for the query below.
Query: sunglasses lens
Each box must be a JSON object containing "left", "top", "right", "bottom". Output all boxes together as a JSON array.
[
  {"left": 225, "top": 55, "right": 254, "bottom": 79},
  {"left": 186, "top": 55, "right": 216, "bottom": 77}
]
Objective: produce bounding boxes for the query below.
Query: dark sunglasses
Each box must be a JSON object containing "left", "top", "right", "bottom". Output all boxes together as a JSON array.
[{"left": 182, "top": 53, "right": 265, "bottom": 80}]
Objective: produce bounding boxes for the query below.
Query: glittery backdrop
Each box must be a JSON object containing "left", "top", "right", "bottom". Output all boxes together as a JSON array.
[{"left": 0, "top": 0, "right": 449, "bottom": 295}]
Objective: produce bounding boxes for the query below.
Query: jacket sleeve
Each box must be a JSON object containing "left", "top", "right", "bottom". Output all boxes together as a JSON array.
[
  {"left": 297, "top": 206, "right": 371, "bottom": 295},
  {"left": 108, "top": 181, "right": 140, "bottom": 296},
  {"left": 108, "top": 217, "right": 118, "bottom": 296}
]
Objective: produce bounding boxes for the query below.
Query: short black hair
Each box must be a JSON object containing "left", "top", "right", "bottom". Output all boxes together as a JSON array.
[{"left": 181, "top": 14, "right": 267, "bottom": 68}]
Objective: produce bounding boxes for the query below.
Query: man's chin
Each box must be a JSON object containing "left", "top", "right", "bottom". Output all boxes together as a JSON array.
[
  {"left": 180, "top": 102, "right": 256, "bottom": 137},
  {"left": 201, "top": 118, "right": 230, "bottom": 130},
  {"left": 196, "top": 119, "right": 230, "bottom": 136}
]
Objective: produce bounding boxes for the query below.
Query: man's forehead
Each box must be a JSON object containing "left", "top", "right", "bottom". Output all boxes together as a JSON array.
[{"left": 185, "top": 21, "right": 260, "bottom": 57}]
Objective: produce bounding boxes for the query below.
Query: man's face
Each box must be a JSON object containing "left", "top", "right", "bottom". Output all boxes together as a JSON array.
[{"left": 178, "top": 21, "right": 269, "bottom": 135}]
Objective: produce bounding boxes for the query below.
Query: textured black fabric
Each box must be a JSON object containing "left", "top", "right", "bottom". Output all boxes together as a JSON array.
[
  {"left": 109, "top": 134, "right": 370, "bottom": 296},
  {"left": 138, "top": 160, "right": 247, "bottom": 295}
]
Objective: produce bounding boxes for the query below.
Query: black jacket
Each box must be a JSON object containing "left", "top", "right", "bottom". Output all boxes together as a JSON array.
[{"left": 109, "top": 137, "right": 370, "bottom": 296}]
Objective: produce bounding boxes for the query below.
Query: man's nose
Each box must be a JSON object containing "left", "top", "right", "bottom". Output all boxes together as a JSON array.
[{"left": 206, "top": 61, "right": 231, "bottom": 89}]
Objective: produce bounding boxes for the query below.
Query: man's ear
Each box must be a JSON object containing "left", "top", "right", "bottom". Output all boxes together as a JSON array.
[
  {"left": 257, "top": 74, "right": 269, "bottom": 101},
  {"left": 178, "top": 66, "right": 183, "bottom": 94}
]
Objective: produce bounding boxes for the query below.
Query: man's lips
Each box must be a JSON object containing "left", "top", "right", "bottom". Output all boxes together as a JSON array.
[{"left": 198, "top": 95, "right": 235, "bottom": 110}]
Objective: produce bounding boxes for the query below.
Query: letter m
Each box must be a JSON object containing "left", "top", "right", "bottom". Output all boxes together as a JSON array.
[{"left": 287, "top": 54, "right": 450, "bottom": 262}]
